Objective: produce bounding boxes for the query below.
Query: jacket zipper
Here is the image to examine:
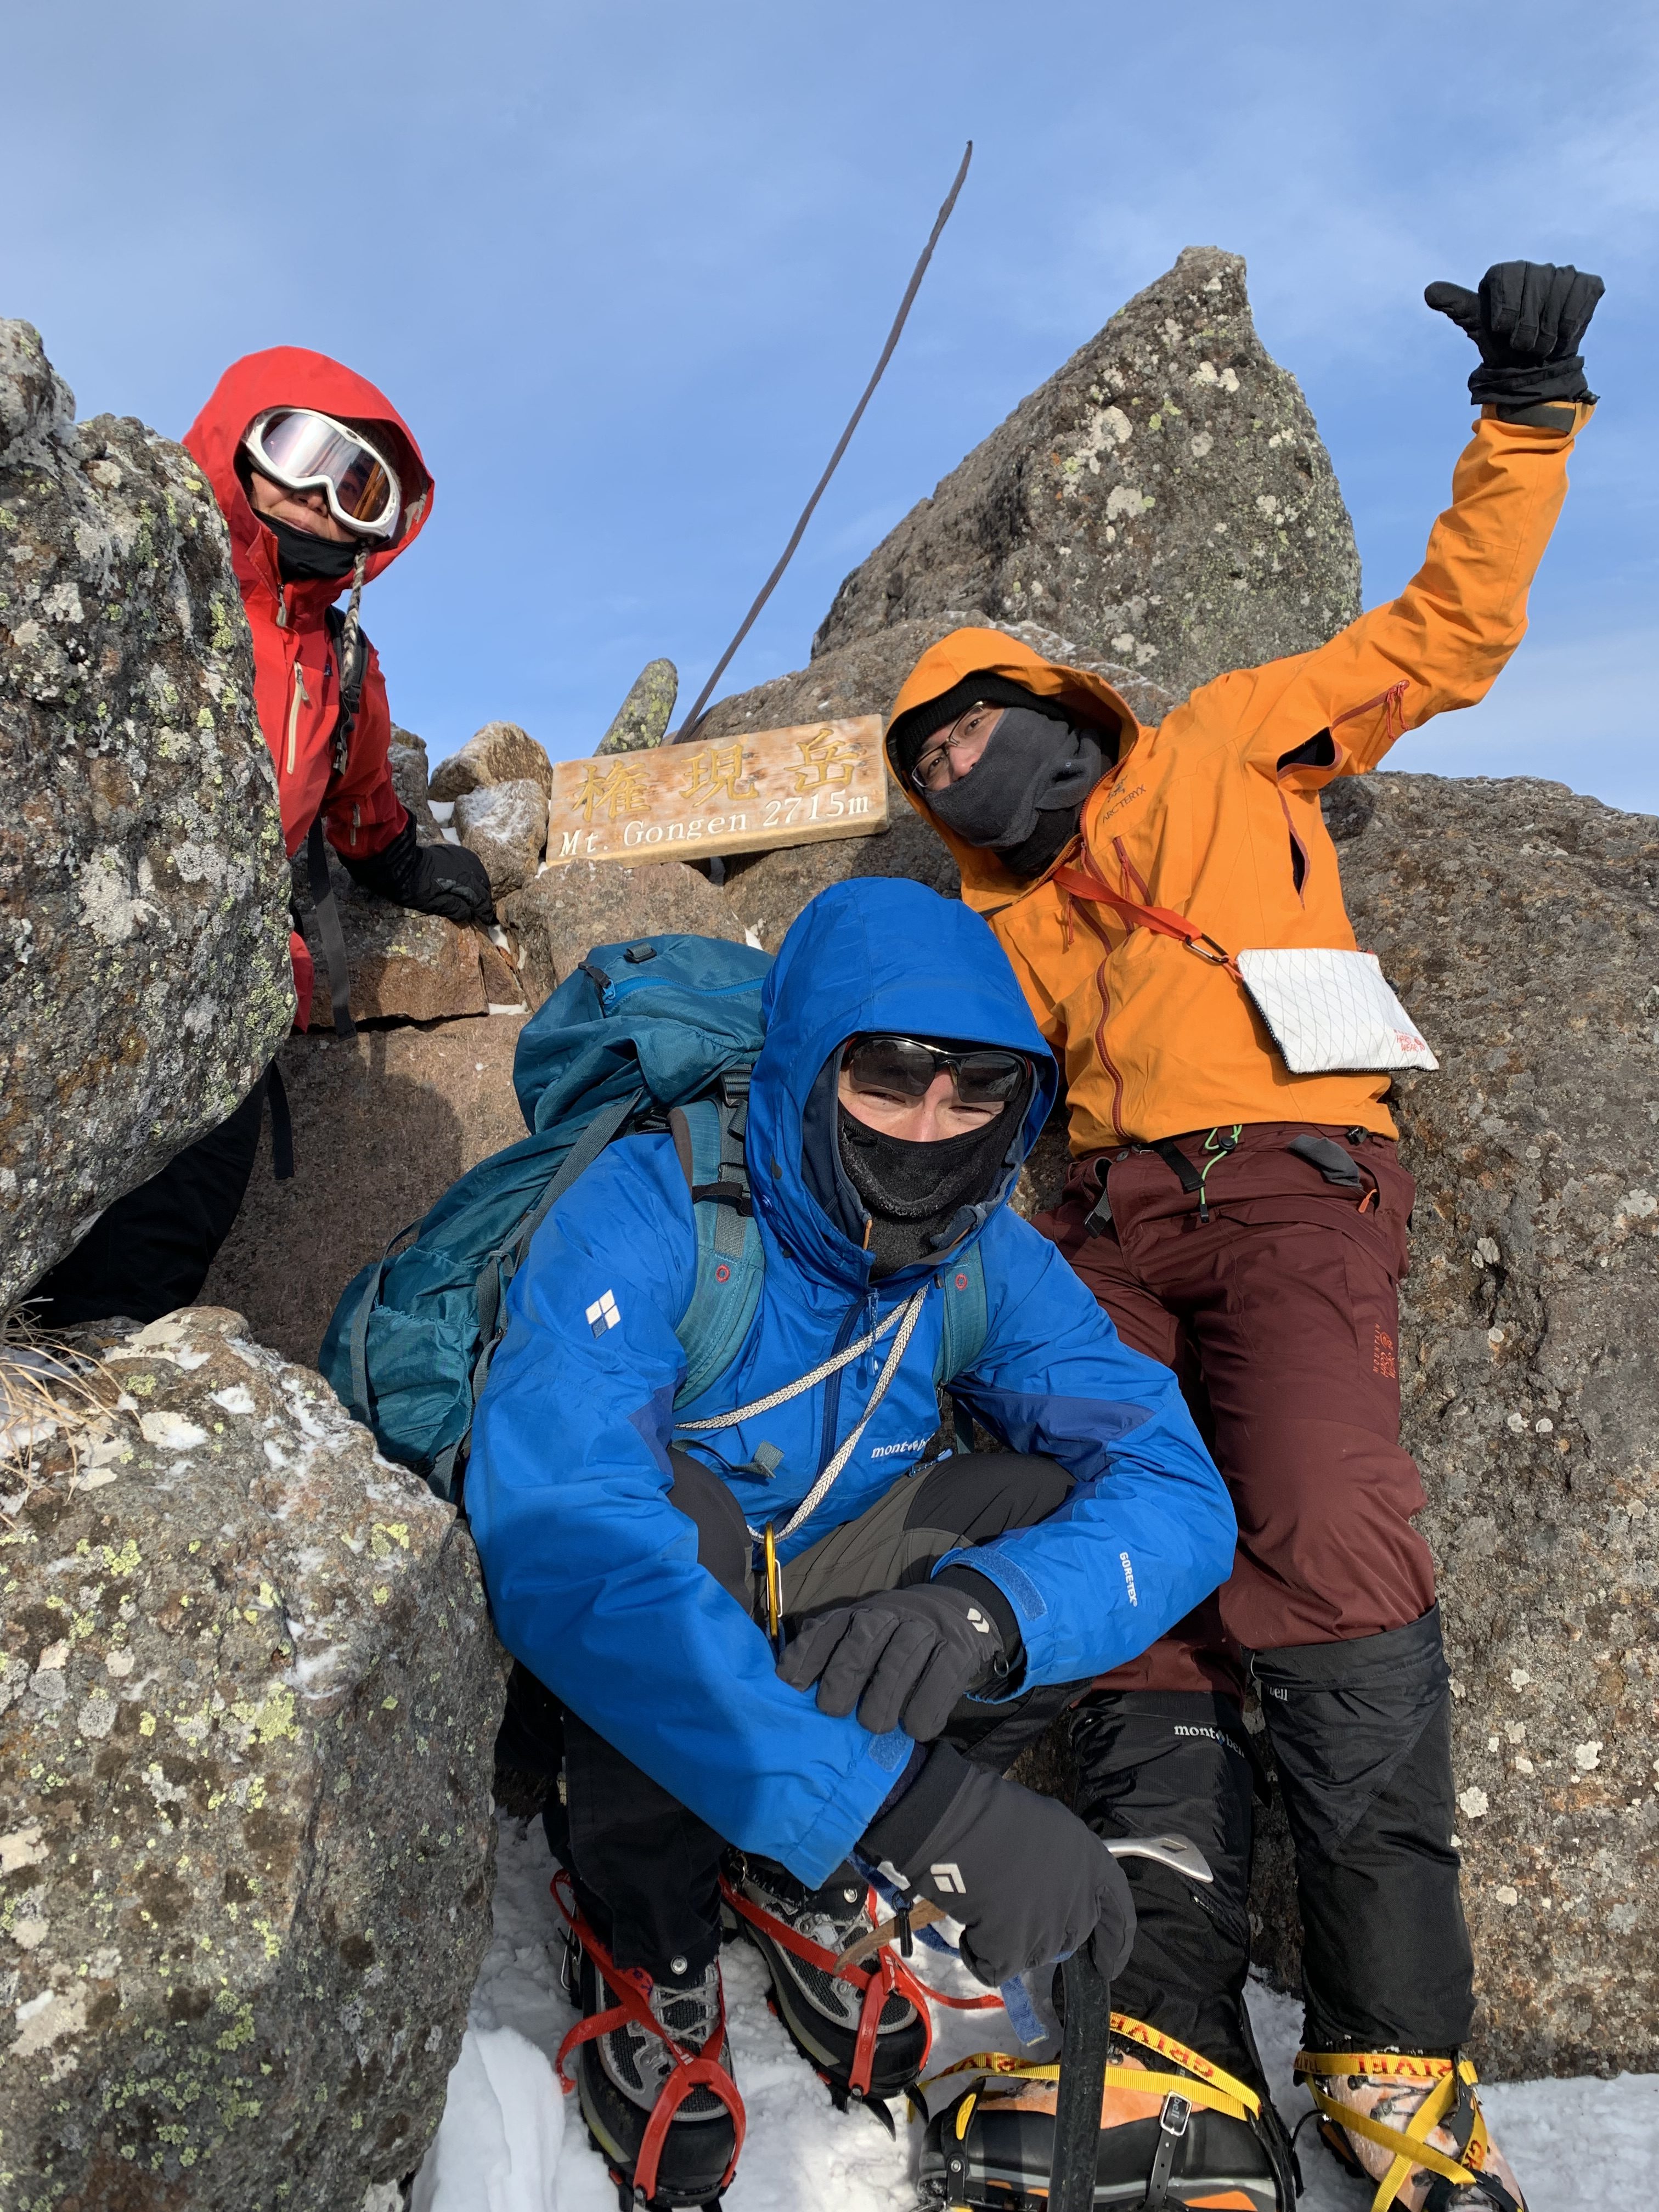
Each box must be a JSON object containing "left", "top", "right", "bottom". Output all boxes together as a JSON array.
[
  {"left": 815, "top": 1290, "right": 875, "bottom": 1481},
  {"left": 286, "top": 664, "right": 311, "bottom": 775},
  {"left": 1069, "top": 895, "right": 1128, "bottom": 1144},
  {"left": 1330, "top": 679, "right": 1408, "bottom": 742}
]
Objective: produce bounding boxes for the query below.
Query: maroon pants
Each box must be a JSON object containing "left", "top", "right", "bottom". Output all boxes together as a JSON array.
[{"left": 1036, "top": 1122, "right": 1437, "bottom": 1696}]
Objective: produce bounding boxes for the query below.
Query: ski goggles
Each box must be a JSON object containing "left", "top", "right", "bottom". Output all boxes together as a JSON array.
[
  {"left": 241, "top": 407, "right": 402, "bottom": 538},
  {"left": 842, "top": 1035, "right": 1029, "bottom": 1108}
]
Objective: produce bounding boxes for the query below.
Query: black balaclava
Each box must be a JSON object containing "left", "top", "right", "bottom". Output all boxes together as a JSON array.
[
  {"left": 800, "top": 1044, "right": 1034, "bottom": 1279},
  {"left": 888, "top": 672, "right": 1116, "bottom": 882},
  {"left": 927, "top": 708, "right": 1104, "bottom": 879},
  {"left": 257, "top": 509, "right": 364, "bottom": 584}
]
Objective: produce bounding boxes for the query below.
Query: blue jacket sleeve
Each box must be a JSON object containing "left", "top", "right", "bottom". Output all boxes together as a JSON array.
[
  {"left": 466, "top": 1135, "right": 915, "bottom": 1886},
  {"left": 935, "top": 1210, "right": 1236, "bottom": 1688}
]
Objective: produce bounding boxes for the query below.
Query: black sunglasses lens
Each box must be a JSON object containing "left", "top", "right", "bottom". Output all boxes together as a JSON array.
[
  {"left": 844, "top": 1039, "right": 938, "bottom": 1098},
  {"left": 953, "top": 1051, "right": 1026, "bottom": 1104},
  {"left": 845, "top": 1038, "right": 1026, "bottom": 1105}
]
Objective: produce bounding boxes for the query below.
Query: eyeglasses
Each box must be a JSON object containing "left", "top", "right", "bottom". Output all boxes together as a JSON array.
[
  {"left": 242, "top": 408, "right": 402, "bottom": 539},
  {"left": 911, "top": 702, "right": 1003, "bottom": 792},
  {"left": 842, "top": 1035, "right": 1029, "bottom": 1108}
]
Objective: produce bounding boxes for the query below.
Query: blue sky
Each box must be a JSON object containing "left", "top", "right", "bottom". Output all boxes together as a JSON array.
[{"left": 11, "top": 2, "right": 1657, "bottom": 806}]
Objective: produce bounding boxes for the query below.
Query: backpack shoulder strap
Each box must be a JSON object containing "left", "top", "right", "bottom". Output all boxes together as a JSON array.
[
  {"left": 670, "top": 1086, "right": 765, "bottom": 1407},
  {"left": 933, "top": 1243, "right": 989, "bottom": 1385}
]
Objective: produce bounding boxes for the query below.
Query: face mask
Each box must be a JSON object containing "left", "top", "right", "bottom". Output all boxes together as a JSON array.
[
  {"left": 926, "top": 707, "right": 1104, "bottom": 866},
  {"left": 837, "top": 1068, "right": 1031, "bottom": 1279},
  {"left": 257, "top": 509, "right": 365, "bottom": 584}
]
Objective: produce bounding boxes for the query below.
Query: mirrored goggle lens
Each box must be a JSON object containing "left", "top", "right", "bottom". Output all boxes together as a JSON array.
[
  {"left": 255, "top": 410, "right": 397, "bottom": 526},
  {"left": 844, "top": 1038, "right": 1026, "bottom": 1105}
]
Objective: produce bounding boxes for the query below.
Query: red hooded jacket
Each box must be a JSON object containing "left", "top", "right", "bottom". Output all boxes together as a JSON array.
[{"left": 184, "top": 348, "right": 432, "bottom": 868}]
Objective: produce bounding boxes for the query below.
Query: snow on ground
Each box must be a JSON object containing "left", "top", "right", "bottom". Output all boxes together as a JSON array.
[{"left": 415, "top": 1814, "right": 1658, "bottom": 2211}]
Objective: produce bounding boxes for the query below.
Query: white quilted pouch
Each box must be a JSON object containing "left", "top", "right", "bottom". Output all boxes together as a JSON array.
[{"left": 1234, "top": 947, "right": 1438, "bottom": 1074}]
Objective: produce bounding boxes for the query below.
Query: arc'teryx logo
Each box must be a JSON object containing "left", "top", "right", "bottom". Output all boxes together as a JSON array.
[{"left": 585, "top": 1290, "right": 620, "bottom": 1338}]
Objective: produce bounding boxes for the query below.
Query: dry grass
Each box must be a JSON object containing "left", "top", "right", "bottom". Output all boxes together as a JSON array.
[{"left": 0, "top": 1308, "right": 130, "bottom": 1509}]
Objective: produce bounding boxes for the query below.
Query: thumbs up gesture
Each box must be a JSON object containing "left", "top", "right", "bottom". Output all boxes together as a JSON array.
[{"left": 1426, "top": 260, "right": 1603, "bottom": 413}]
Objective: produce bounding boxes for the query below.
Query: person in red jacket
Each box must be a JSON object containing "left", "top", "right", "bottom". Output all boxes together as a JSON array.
[{"left": 33, "top": 349, "right": 491, "bottom": 1329}]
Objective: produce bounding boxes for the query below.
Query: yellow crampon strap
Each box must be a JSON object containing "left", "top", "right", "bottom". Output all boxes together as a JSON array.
[
  {"left": 916, "top": 2011, "right": 1263, "bottom": 2129},
  {"left": 1294, "top": 2050, "right": 1490, "bottom": 2210}
]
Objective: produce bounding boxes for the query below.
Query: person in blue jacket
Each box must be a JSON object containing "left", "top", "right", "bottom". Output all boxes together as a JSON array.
[{"left": 468, "top": 880, "right": 1235, "bottom": 2208}]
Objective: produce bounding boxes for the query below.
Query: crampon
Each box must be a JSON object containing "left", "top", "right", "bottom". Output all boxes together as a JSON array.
[
  {"left": 916, "top": 2010, "right": 1293, "bottom": 2209},
  {"left": 1295, "top": 2050, "right": 1526, "bottom": 2211},
  {"left": 552, "top": 1871, "right": 744, "bottom": 2210}
]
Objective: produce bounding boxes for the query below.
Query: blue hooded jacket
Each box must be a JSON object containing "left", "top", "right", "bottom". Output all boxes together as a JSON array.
[{"left": 468, "top": 881, "right": 1234, "bottom": 1883}]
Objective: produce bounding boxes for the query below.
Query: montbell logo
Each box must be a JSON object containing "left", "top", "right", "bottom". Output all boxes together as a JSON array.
[{"left": 871, "top": 1437, "right": 933, "bottom": 1459}]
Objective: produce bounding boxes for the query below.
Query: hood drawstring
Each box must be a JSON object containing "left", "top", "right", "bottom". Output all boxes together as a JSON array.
[{"left": 332, "top": 545, "right": 369, "bottom": 775}]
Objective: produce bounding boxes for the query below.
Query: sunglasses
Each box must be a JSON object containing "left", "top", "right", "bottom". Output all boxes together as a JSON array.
[
  {"left": 842, "top": 1035, "right": 1029, "bottom": 1108},
  {"left": 242, "top": 407, "right": 402, "bottom": 539}
]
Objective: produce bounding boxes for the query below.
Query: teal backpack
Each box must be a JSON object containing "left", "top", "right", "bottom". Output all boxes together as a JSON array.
[{"left": 319, "top": 932, "right": 988, "bottom": 1500}]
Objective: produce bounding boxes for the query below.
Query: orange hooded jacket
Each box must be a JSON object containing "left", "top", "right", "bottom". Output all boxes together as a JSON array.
[{"left": 887, "top": 408, "right": 1590, "bottom": 1152}]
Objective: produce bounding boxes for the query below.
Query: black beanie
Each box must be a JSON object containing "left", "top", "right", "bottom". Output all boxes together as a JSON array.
[{"left": 887, "top": 673, "right": 1076, "bottom": 783}]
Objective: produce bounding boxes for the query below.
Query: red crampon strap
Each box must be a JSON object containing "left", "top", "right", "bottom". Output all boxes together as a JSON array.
[
  {"left": 551, "top": 1871, "right": 746, "bottom": 2204},
  {"left": 718, "top": 1876, "right": 1000, "bottom": 2098}
]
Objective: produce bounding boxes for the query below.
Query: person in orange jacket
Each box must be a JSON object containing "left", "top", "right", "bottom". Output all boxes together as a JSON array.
[
  {"left": 883, "top": 263, "right": 1601, "bottom": 2211},
  {"left": 33, "top": 350, "right": 492, "bottom": 1329}
]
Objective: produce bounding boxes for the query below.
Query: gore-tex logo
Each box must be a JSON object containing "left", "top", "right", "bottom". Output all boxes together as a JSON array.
[
  {"left": 1119, "top": 1550, "right": 1138, "bottom": 1606},
  {"left": 585, "top": 1290, "right": 620, "bottom": 1338}
]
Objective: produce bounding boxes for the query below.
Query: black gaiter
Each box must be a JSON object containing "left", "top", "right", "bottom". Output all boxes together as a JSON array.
[
  {"left": 927, "top": 708, "right": 1104, "bottom": 872},
  {"left": 838, "top": 1070, "right": 1031, "bottom": 1279},
  {"left": 257, "top": 512, "right": 363, "bottom": 583}
]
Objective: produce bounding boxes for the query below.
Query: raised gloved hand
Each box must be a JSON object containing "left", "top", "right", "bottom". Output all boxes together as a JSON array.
[
  {"left": 862, "top": 1743, "right": 1135, "bottom": 1988},
  {"left": 780, "top": 1581, "right": 1010, "bottom": 1739},
  {"left": 1425, "top": 260, "right": 1603, "bottom": 415},
  {"left": 342, "top": 812, "right": 495, "bottom": 926}
]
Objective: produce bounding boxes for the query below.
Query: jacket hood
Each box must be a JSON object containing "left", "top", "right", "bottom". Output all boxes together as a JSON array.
[
  {"left": 885, "top": 627, "right": 1141, "bottom": 911},
  {"left": 747, "top": 878, "right": 1057, "bottom": 1291},
  {"left": 183, "top": 347, "right": 433, "bottom": 610}
]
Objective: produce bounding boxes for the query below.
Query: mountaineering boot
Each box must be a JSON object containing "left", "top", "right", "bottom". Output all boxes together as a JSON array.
[
  {"left": 1295, "top": 2051, "right": 1526, "bottom": 2211},
  {"left": 556, "top": 1902, "right": 743, "bottom": 2209},
  {"left": 1062, "top": 1689, "right": 1296, "bottom": 2204},
  {"left": 723, "top": 1855, "right": 928, "bottom": 2112},
  {"left": 916, "top": 2013, "right": 1286, "bottom": 2209}
]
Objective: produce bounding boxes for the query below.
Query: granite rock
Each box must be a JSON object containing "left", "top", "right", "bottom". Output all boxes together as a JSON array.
[
  {"left": 388, "top": 725, "right": 437, "bottom": 835},
  {"left": 1241, "top": 773, "right": 1659, "bottom": 2078},
  {"left": 428, "top": 722, "right": 552, "bottom": 804},
  {"left": 598, "top": 657, "right": 678, "bottom": 754},
  {"left": 811, "top": 248, "right": 1359, "bottom": 701},
  {"left": 0, "top": 321, "right": 294, "bottom": 1307},
  {"left": 454, "top": 778, "right": 547, "bottom": 897},
  {"left": 204, "top": 1017, "right": 532, "bottom": 1367},
  {"left": 501, "top": 860, "right": 750, "bottom": 1009},
  {"left": 290, "top": 844, "right": 493, "bottom": 1029},
  {"left": 0, "top": 1305, "right": 507, "bottom": 2208}
]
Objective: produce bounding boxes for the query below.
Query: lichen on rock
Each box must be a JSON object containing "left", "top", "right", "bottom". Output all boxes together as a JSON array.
[
  {"left": 0, "top": 1307, "right": 507, "bottom": 2208},
  {"left": 0, "top": 320, "right": 294, "bottom": 1306}
]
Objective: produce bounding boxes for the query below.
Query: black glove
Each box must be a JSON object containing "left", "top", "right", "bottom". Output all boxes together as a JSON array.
[
  {"left": 779, "top": 1578, "right": 1012, "bottom": 1740},
  {"left": 342, "top": 812, "right": 495, "bottom": 926},
  {"left": 1425, "top": 260, "right": 1603, "bottom": 415},
  {"left": 862, "top": 1742, "right": 1135, "bottom": 1988}
]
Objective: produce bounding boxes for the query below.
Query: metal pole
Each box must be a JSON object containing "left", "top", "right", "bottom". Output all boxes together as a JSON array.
[{"left": 672, "top": 141, "right": 973, "bottom": 743}]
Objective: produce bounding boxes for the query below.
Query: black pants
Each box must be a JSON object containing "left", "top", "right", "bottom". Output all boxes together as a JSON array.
[
  {"left": 528, "top": 1451, "right": 1083, "bottom": 1979},
  {"left": 30, "top": 1073, "right": 269, "bottom": 1327},
  {"left": 1070, "top": 1610, "right": 1470, "bottom": 2092}
]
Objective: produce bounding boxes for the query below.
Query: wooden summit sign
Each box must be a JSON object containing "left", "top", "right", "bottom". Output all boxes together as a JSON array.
[{"left": 543, "top": 715, "right": 888, "bottom": 867}]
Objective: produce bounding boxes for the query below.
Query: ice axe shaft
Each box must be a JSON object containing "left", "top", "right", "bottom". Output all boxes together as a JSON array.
[{"left": 1052, "top": 1951, "right": 1111, "bottom": 2212}]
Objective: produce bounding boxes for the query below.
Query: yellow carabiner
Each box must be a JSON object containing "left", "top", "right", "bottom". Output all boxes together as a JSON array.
[{"left": 763, "top": 1521, "right": 784, "bottom": 1657}]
